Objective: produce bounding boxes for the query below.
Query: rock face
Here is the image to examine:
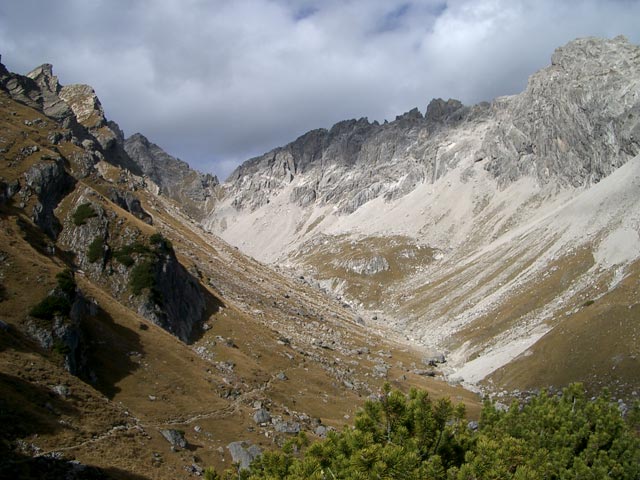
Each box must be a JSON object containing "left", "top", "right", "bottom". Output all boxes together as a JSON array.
[
  {"left": 134, "top": 247, "right": 206, "bottom": 343},
  {"left": 124, "top": 133, "right": 218, "bottom": 220},
  {"left": 211, "top": 36, "right": 640, "bottom": 222},
  {"left": 336, "top": 256, "right": 390, "bottom": 276},
  {"left": 22, "top": 157, "right": 75, "bottom": 238},
  {"left": 57, "top": 197, "right": 206, "bottom": 344},
  {"left": 108, "top": 188, "right": 153, "bottom": 224}
]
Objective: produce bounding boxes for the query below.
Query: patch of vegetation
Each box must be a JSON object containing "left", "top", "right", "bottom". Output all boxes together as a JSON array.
[
  {"left": 55, "top": 269, "right": 76, "bottom": 296},
  {"left": 30, "top": 269, "right": 76, "bottom": 320},
  {"left": 53, "top": 340, "right": 71, "bottom": 356},
  {"left": 130, "top": 260, "right": 156, "bottom": 295},
  {"left": 150, "top": 232, "right": 173, "bottom": 252},
  {"left": 113, "top": 242, "right": 149, "bottom": 267},
  {"left": 86, "top": 236, "right": 104, "bottom": 263},
  {"left": 72, "top": 202, "right": 97, "bottom": 226},
  {"left": 583, "top": 299, "right": 595, "bottom": 307},
  {"left": 29, "top": 295, "right": 72, "bottom": 320},
  {"left": 212, "top": 384, "right": 640, "bottom": 479}
]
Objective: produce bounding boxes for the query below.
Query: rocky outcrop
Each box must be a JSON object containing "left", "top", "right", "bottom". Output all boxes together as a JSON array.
[
  {"left": 57, "top": 196, "right": 206, "bottom": 343},
  {"left": 124, "top": 133, "right": 218, "bottom": 220},
  {"left": 482, "top": 36, "right": 640, "bottom": 187},
  {"left": 25, "top": 274, "right": 95, "bottom": 378},
  {"left": 335, "top": 256, "right": 390, "bottom": 276},
  {"left": 133, "top": 247, "right": 206, "bottom": 343},
  {"left": 227, "top": 441, "right": 262, "bottom": 470},
  {"left": 160, "top": 429, "right": 187, "bottom": 449},
  {"left": 22, "top": 157, "right": 75, "bottom": 238},
  {"left": 108, "top": 188, "right": 152, "bottom": 224}
]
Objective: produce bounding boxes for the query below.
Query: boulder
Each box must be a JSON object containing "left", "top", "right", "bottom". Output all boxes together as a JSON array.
[
  {"left": 227, "top": 441, "right": 261, "bottom": 470},
  {"left": 160, "top": 429, "right": 187, "bottom": 449}
]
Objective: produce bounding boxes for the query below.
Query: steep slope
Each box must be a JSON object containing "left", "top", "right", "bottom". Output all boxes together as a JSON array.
[
  {"left": 123, "top": 133, "right": 218, "bottom": 221},
  {"left": 0, "top": 60, "right": 478, "bottom": 479},
  {"left": 205, "top": 36, "right": 640, "bottom": 398}
]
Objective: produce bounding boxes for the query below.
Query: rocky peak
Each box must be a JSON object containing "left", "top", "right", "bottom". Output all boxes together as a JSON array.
[
  {"left": 550, "top": 35, "right": 633, "bottom": 71},
  {"left": 124, "top": 133, "right": 219, "bottom": 220},
  {"left": 58, "top": 83, "right": 107, "bottom": 130},
  {"left": 395, "top": 107, "right": 424, "bottom": 122},
  {"left": 425, "top": 98, "right": 465, "bottom": 125},
  {"left": 26, "top": 63, "right": 61, "bottom": 95}
]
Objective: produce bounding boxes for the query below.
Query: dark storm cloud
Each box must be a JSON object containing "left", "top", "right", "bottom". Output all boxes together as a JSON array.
[{"left": 1, "top": 0, "right": 639, "bottom": 179}]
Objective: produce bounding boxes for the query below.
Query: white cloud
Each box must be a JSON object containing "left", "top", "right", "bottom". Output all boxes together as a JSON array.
[{"left": 1, "top": 0, "right": 639, "bottom": 179}]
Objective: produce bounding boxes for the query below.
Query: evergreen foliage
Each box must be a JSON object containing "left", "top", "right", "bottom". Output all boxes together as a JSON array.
[
  {"left": 113, "top": 242, "right": 150, "bottom": 267},
  {"left": 149, "top": 232, "right": 173, "bottom": 252},
  {"left": 54, "top": 269, "right": 76, "bottom": 297},
  {"left": 72, "top": 203, "right": 97, "bottom": 226},
  {"left": 129, "top": 260, "right": 156, "bottom": 295},
  {"left": 86, "top": 236, "right": 104, "bottom": 263},
  {"left": 29, "top": 269, "right": 76, "bottom": 320},
  {"left": 214, "top": 384, "right": 640, "bottom": 479}
]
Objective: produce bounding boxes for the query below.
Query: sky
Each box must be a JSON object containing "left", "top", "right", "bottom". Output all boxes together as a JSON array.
[{"left": 1, "top": 0, "right": 639, "bottom": 180}]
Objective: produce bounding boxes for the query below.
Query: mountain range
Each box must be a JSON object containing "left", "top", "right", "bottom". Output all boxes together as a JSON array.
[{"left": 0, "top": 35, "right": 638, "bottom": 478}]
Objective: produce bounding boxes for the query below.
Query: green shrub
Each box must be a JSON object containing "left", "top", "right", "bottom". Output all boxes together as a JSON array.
[
  {"left": 203, "top": 467, "right": 220, "bottom": 480},
  {"left": 113, "top": 242, "right": 150, "bottom": 267},
  {"left": 209, "top": 384, "right": 640, "bottom": 480},
  {"left": 130, "top": 260, "right": 156, "bottom": 295},
  {"left": 150, "top": 232, "right": 173, "bottom": 252},
  {"left": 72, "top": 203, "right": 97, "bottom": 226},
  {"left": 30, "top": 295, "right": 71, "bottom": 320},
  {"left": 87, "top": 237, "right": 104, "bottom": 263},
  {"left": 30, "top": 269, "right": 75, "bottom": 320},
  {"left": 55, "top": 269, "right": 76, "bottom": 297},
  {"left": 53, "top": 340, "right": 71, "bottom": 356}
]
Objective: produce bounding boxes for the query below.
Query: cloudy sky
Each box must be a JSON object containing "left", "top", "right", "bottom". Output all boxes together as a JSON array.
[{"left": 1, "top": 0, "right": 639, "bottom": 179}]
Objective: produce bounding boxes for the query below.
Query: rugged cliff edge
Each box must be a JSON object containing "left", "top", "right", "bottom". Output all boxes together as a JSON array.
[
  {"left": 212, "top": 36, "right": 639, "bottom": 227},
  {"left": 124, "top": 132, "right": 218, "bottom": 221},
  {"left": 0, "top": 59, "right": 208, "bottom": 343}
]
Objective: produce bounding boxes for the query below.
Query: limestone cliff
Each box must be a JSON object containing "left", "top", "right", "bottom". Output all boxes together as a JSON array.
[{"left": 215, "top": 36, "right": 639, "bottom": 219}]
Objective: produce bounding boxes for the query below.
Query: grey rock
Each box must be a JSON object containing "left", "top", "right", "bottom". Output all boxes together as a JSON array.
[
  {"left": 23, "top": 158, "right": 75, "bottom": 238},
  {"left": 272, "top": 419, "right": 301, "bottom": 434},
  {"left": 373, "top": 364, "right": 389, "bottom": 377},
  {"left": 314, "top": 425, "right": 328, "bottom": 437},
  {"left": 108, "top": 188, "right": 153, "bottom": 224},
  {"left": 0, "top": 179, "right": 20, "bottom": 206},
  {"left": 227, "top": 441, "right": 262, "bottom": 470},
  {"left": 412, "top": 369, "right": 436, "bottom": 377},
  {"left": 423, "top": 353, "right": 446, "bottom": 366},
  {"left": 160, "top": 429, "right": 187, "bottom": 449},
  {"left": 51, "top": 385, "right": 70, "bottom": 397},
  {"left": 253, "top": 408, "right": 271, "bottom": 424},
  {"left": 337, "top": 256, "right": 389, "bottom": 276}
]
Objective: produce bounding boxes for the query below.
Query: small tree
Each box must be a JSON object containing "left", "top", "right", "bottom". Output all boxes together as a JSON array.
[{"left": 72, "top": 203, "right": 97, "bottom": 226}]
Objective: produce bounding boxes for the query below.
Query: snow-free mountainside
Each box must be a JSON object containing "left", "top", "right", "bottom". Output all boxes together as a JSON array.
[{"left": 1, "top": 35, "right": 639, "bottom": 478}]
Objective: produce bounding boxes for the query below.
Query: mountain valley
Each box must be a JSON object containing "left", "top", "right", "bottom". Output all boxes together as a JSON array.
[{"left": 0, "top": 35, "right": 639, "bottom": 478}]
